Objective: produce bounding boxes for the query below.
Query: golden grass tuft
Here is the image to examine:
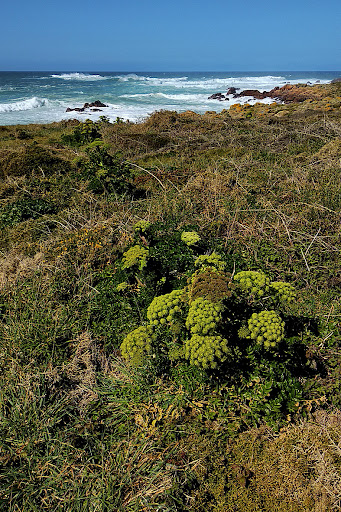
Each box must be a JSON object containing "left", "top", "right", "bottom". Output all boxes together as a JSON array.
[
  {"left": 222, "top": 410, "right": 341, "bottom": 511},
  {"left": 0, "top": 251, "right": 45, "bottom": 290},
  {"left": 46, "top": 331, "right": 110, "bottom": 413}
]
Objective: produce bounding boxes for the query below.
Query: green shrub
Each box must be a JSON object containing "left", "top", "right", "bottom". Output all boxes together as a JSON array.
[
  {"left": 61, "top": 119, "right": 101, "bottom": 147},
  {"left": 1, "top": 144, "right": 72, "bottom": 178},
  {"left": 117, "top": 240, "right": 311, "bottom": 426},
  {"left": 0, "top": 196, "right": 57, "bottom": 227},
  {"left": 80, "top": 142, "right": 133, "bottom": 196}
]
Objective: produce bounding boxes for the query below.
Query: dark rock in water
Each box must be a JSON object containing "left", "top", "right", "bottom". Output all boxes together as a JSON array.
[
  {"left": 84, "top": 100, "right": 108, "bottom": 108},
  {"left": 66, "top": 100, "right": 108, "bottom": 112},
  {"left": 331, "top": 77, "right": 341, "bottom": 83},
  {"left": 234, "top": 89, "right": 268, "bottom": 99},
  {"left": 66, "top": 106, "right": 85, "bottom": 112},
  {"left": 91, "top": 108, "right": 103, "bottom": 112},
  {"left": 66, "top": 107, "right": 85, "bottom": 112},
  {"left": 208, "top": 92, "right": 226, "bottom": 101},
  {"left": 226, "top": 87, "right": 238, "bottom": 95}
]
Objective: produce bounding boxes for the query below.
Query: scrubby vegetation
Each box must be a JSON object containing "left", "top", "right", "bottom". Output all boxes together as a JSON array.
[{"left": 1, "top": 83, "right": 341, "bottom": 511}]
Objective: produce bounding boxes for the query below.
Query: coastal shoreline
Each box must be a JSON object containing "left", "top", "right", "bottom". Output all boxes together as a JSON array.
[{"left": 0, "top": 71, "right": 339, "bottom": 126}]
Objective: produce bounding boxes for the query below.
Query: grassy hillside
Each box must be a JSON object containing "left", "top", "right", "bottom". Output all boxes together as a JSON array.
[{"left": 1, "top": 83, "right": 341, "bottom": 511}]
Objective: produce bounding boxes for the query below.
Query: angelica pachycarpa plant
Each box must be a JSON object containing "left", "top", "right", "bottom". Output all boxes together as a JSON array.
[{"left": 120, "top": 250, "right": 299, "bottom": 375}]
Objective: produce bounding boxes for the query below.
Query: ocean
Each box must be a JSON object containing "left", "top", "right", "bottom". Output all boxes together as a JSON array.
[{"left": 0, "top": 71, "right": 340, "bottom": 126}]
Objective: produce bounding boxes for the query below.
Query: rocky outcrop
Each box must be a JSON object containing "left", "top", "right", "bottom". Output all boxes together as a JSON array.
[
  {"left": 208, "top": 83, "right": 330, "bottom": 103},
  {"left": 66, "top": 100, "right": 108, "bottom": 113}
]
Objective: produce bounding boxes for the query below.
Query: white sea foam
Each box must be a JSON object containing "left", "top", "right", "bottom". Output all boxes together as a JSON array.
[
  {"left": 115, "top": 74, "right": 189, "bottom": 85},
  {"left": 115, "top": 73, "right": 143, "bottom": 81},
  {"left": 0, "top": 97, "right": 50, "bottom": 113},
  {"left": 121, "top": 92, "right": 209, "bottom": 101},
  {"left": 115, "top": 74, "right": 330, "bottom": 91},
  {"left": 51, "top": 73, "right": 109, "bottom": 81}
]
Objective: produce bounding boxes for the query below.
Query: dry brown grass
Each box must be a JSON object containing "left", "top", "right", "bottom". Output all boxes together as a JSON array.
[
  {"left": 0, "top": 250, "right": 45, "bottom": 290},
  {"left": 45, "top": 331, "right": 110, "bottom": 413},
  {"left": 222, "top": 410, "right": 341, "bottom": 511}
]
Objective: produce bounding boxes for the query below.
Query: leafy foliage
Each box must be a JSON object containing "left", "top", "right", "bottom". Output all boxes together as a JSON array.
[
  {"left": 113, "top": 225, "right": 311, "bottom": 426},
  {"left": 0, "top": 196, "right": 57, "bottom": 227},
  {"left": 79, "top": 142, "right": 133, "bottom": 195},
  {"left": 61, "top": 119, "right": 102, "bottom": 146}
]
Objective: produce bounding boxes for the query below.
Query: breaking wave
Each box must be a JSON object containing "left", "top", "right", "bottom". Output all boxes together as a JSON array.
[
  {"left": 51, "top": 73, "right": 110, "bottom": 81},
  {"left": 0, "top": 97, "right": 50, "bottom": 112}
]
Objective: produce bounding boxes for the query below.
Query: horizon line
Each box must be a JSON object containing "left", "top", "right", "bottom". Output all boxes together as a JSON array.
[{"left": 1, "top": 69, "right": 341, "bottom": 73}]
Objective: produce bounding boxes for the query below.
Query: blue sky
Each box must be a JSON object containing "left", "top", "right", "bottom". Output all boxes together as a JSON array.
[{"left": 1, "top": 0, "right": 340, "bottom": 71}]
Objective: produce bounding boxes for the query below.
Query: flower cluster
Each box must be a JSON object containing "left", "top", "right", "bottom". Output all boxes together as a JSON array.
[
  {"left": 120, "top": 325, "right": 155, "bottom": 364},
  {"left": 186, "top": 297, "right": 222, "bottom": 335},
  {"left": 56, "top": 227, "right": 104, "bottom": 257},
  {"left": 147, "top": 289, "right": 185, "bottom": 326},
  {"left": 247, "top": 310, "right": 285, "bottom": 349},
  {"left": 233, "top": 270, "right": 270, "bottom": 297},
  {"left": 134, "top": 220, "right": 151, "bottom": 233},
  {"left": 194, "top": 251, "right": 226, "bottom": 271},
  {"left": 184, "top": 334, "right": 229, "bottom": 369},
  {"left": 188, "top": 266, "right": 233, "bottom": 304},
  {"left": 270, "top": 281, "right": 296, "bottom": 303},
  {"left": 181, "top": 231, "right": 201, "bottom": 246},
  {"left": 122, "top": 245, "right": 149, "bottom": 270}
]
